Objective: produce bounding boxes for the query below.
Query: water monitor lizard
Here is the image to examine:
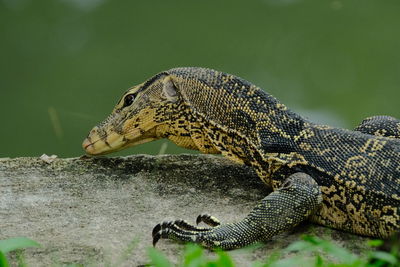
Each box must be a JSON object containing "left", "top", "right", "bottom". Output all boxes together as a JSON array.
[{"left": 82, "top": 67, "right": 400, "bottom": 250}]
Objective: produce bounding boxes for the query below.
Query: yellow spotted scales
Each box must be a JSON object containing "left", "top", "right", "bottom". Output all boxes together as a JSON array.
[{"left": 83, "top": 67, "right": 400, "bottom": 249}]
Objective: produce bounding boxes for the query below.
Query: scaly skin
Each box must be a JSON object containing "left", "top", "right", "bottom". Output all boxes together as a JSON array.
[{"left": 83, "top": 67, "right": 400, "bottom": 249}]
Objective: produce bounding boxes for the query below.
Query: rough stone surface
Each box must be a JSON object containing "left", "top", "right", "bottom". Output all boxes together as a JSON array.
[{"left": 0, "top": 154, "right": 371, "bottom": 266}]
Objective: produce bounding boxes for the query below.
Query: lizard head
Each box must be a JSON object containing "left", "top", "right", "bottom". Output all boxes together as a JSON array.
[{"left": 82, "top": 71, "right": 183, "bottom": 155}]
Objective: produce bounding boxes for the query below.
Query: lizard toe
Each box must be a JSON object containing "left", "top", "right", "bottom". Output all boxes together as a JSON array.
[{"left": 196, "top": 214, "right": 221, "bottom": 227}]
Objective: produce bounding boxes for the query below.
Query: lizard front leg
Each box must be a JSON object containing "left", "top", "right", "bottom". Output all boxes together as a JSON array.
[{"left": 152, "top": 172, "right": 322, "bottom": 250}]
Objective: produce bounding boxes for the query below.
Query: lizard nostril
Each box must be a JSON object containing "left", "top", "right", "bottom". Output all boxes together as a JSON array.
[{"left": 90, "top": 126, "right": 99, "bottom": 134}]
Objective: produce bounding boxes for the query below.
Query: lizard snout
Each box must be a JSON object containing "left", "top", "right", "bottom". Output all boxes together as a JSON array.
[
  {"left": 82, "top": 137, "right": 97, "bottom": 155},
  {"left": 82, "top": 126, "right": 125, "bottom": 155}
]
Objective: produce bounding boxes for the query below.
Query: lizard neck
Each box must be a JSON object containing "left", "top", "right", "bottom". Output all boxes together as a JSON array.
[
  {"left": 170, "top": 67, "right": 309, "bottom": 155},
  {"left": 256, "top": 98, "right": 308, "bottom": 154}
]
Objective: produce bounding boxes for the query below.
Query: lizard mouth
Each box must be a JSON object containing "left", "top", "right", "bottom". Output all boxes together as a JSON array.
[
  {"left": 82, "top": 129, "right": 126, "bottom": 155},
  {"left": 82, "top": 138, "right": 101, "bottom": 155},
  {"left": 82, "top": 126, "right": 157, "bottom": 155}
]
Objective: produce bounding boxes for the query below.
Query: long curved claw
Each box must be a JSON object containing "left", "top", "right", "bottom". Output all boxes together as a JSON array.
[
  {"left": 153, "top": 228, "right": 199, "bottom": 247},
  {"left": 153, "top": 219, "right": 211, "bottom": 240},
  {"left": 153, "top": 231, "right": 161, "bottom": 247},
  {"left": 152, "top": 218, "right": 217, "bottom": 247},
  {"left": 152, "top": 221, "right": 174, "bottom": 238},
  {"left": 196, "top": 214, "right": 221, "bottom": 227},
  {"left": 152, "top": 223, "right": 162, "bottom": 238},
  {"left": 174, "top": 219, "right": 210, "bottom": 231}
]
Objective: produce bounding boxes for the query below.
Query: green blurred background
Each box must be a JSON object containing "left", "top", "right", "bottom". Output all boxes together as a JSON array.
[{"left": 1, "top": 0, "right": 399, "bottom": 158}]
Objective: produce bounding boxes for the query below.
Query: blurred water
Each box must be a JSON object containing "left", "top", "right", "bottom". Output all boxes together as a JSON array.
[{"left": 1, "top": 0, "right": 399, "bottom": 157}]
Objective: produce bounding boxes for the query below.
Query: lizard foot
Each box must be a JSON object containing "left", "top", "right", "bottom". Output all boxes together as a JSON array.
[
  {"left": 152, "top": 217, "right": 260, "bottom": 250},
  {"left": 151, "top": 173, "right": 322, "bottom": 250},
  {"left": 152, "top": 214, "right": 221, "bottom": 245},
  {"left": 152, "top": 219, "right": 213, "bottom": 239}
]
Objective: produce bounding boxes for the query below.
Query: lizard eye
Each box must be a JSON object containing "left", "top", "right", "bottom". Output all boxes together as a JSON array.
[{"left": 123, "top": 94, "right": 135, "bottom": 107}]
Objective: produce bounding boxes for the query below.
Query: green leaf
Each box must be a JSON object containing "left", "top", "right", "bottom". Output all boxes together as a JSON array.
[
  {"left": 269, "top": 257, "right": 313, "bottom": 267},
  {"left": 285, "top": 240, "right": 312, "bottom": 252},
  {"left": 15, "top": 250, "right": 27, "bottom": 267},
  {"left": 214, "top": 250, "right": 234, "bottom": 267},
  {"left": 0, "top": 237, "right": 41, "bottom": 254},
  {"left": 285, "top": 235, "right": 359, "bottom": 264},
  {"left": 261, "top": 252, "right": 281, "bottom": 267},
  {"left": 302, "top": 235, "right": 321, "bottom": 245},
  {"left": 0, "top": 250, "right": 10, "bottom": 267},
  {"left": 319, "top": 241, "right": 355, "bottom": 261},
  {"left": 183, "top": 244, "right": 205, "bottom": 267},
  {"left": 367, "top": 240, "right": 384, "bottom": 248},
  {"left": 251, "top": 261, "right": 266, "bottom": 267},
  {"left": 315, "top": 255, "right": 324, "bottom": 267},
  {"left": 147, "top": 247, "right": 172, "bottom": 267},
  {"left": 369, "top": 251, "right": 398, "bottom": 265}
]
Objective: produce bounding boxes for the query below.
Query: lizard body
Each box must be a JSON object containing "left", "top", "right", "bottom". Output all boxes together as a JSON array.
[{"left": 83, "top": 67, "right": 400, "bottom": 249}]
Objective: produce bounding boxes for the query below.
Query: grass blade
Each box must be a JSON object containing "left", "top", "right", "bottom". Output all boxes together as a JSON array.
[{"left": 0, "top": 237, "right": 41, "bottom": 254}]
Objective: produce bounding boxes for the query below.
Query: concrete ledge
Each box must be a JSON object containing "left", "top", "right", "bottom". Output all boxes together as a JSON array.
[{"left": 0, "top": 154, "right": 370, "bottom": 266}]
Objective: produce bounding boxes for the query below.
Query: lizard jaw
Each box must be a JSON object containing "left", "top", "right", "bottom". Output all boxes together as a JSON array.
[
  {"left": 82, "top": 126, "right": 158, "bottom": 155},
  {"left": 82, "top": 130, "right": 126, "bottom": 155}
]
